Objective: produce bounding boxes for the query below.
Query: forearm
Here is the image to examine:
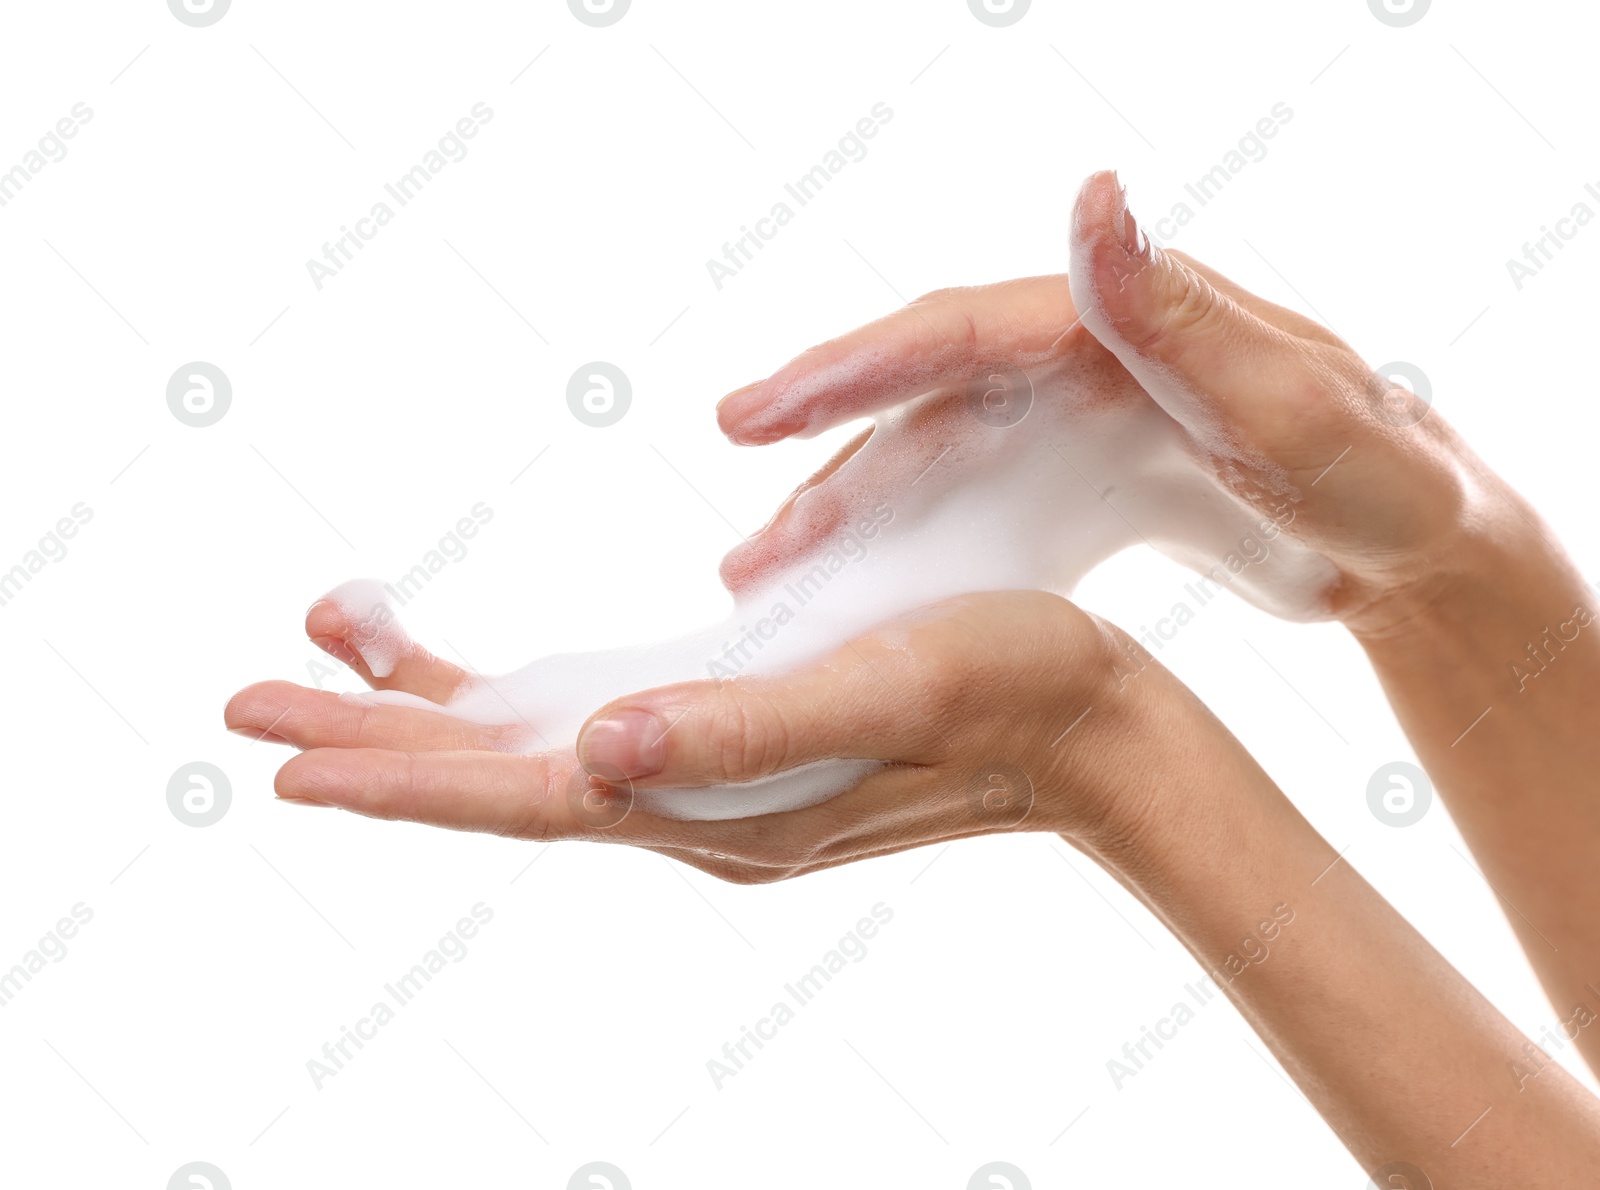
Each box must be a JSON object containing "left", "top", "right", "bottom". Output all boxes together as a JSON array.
[
  {"left": 1354, "top": 512, "right": 1600, "bottom": 1073},
  {"left": 1071, "top": 681, "right": 1600, "bottom": 1183}
]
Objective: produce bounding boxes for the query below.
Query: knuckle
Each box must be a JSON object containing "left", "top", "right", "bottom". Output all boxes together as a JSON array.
[
  {"left": 496, "top": 756, "right": 560, "bottom": 841},
  {"left": 343, "top": 701, "right": 376, "bottom": 747},
  {"left": 1271, "top": 343, "right": 1384, "bottom": 429},
  {"left": 709, "top": 690, "right": 790, "bottom": 782},
  {"left": 488, "top": 723, "right": 529, "bottom": 752},
  {"left": 910, "top": 287, "right": 979, "bottom": 348},
  {"left": 1135, "top": 267, "right": 1223, "bottom": 355},
  {"left": 374, "top": 750, "right": 418, "bottom": 819}
]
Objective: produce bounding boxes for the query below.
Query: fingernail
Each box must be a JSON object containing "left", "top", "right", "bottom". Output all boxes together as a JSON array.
[
  {"left": 277, "top": 795, "right": 334, "bottom": 807},
  {"left": 578, "top": 709, "right": 668, "bottom": 778},
  {"left": 1114, "top": 176, "right": 1150, "bottom": 260},
  {"left": 728, "top": 426, "right": 784, "bottom": 447},
  {"left": 312, "top": 635, "right": 361, "bottom": 668},
  {"left": 717, "top": 380, "right": 765, "bottom": 408}
]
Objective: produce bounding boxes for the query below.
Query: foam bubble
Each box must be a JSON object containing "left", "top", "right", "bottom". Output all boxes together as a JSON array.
[
  {"left": 323, "top": 579, "right": 406, "bottom": 678},
  {"left": 332, "top": 337, "right": 1336, "bottom": 821}
]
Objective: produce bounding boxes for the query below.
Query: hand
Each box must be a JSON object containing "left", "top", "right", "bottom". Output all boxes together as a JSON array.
[
  {"left": 226, "top": 590, "right": 1155, "bottom": 882},
  {"left": 717, "top": 170, "right": 1522, "bottom": 640}
]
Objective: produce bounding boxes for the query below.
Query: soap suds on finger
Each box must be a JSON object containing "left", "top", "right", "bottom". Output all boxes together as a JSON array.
[
  {"left": 321, "top": 335, "right": 1336, "bottom": 821},
  {"left": 322, "top": 579, "right": 408, "bottom": 678}
]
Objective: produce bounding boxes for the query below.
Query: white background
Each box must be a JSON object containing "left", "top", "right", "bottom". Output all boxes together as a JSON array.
[{"left": 2, "top": 1, "right": 1597, "bottom": 1186}]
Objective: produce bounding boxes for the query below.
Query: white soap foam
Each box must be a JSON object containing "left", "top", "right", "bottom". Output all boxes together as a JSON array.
[
  {"left": 321, "top": 340, "right": 1337, "bottom": 822},
  {"left": 324, "top": 578, "right": 407, "bottom": 679}
]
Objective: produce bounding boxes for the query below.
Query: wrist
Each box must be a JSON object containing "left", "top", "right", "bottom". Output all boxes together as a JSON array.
[
  {"left": 1062, "top": 681, "right": 1326, "bottom": 944},
  {"left": 1045, "top": 617, "right": 1243, "bottom": 860},
  {"left": 1047, "top": 622, "right": 1347, "bottom": 974},
  {"left": 1350, "top": 502, "right": 1595, "bottom": 678}
]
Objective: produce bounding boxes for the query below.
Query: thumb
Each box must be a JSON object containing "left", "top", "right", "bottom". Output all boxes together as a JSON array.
[
  {"left": 574, "top": 655, "right": 938, "bottom": 787},
  {"left": 1067, "top": 170, "right": 1311, "bottom": 445}
]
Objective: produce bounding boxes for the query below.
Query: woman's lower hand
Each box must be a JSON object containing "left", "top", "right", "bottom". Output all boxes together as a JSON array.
[
  {"left": 226, "top": 590, "right": 1169, "bottom": 881},
  {"left": 571, "top": 588, "right": 1166, "bottom": 880}
]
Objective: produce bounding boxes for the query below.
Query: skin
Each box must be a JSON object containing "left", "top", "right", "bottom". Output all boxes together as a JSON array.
[
  {"left": 225, "top": 170, "right": 1600, "bottom": 1180},
  {"left": 717, "top": 169, "right": 1600, "bottom": 1079},
  {"left": 228, "top": 589, "right": 1600, "bottom": 1182}
]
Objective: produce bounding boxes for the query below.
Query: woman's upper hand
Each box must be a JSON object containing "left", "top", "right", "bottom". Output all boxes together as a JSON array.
[
  {"left": 717, "top": 170, "right": 1526, "bottom": 642},
  {"left": 227, "top": 590, "right": 1176, "bottom": 883}
]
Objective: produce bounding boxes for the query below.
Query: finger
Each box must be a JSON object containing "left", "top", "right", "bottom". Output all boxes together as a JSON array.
[
  {"left": 721, "top": 358, "right": 1035, "bottom": 593},
  {"left": 1067, "top": 169, "right": 1342, "bottom": 449},
  {"left": 716, "top": 274, "right": 1086, "bottom": 446},
  {"left": 275, "top": 747, "right": 762, "bottom": 852},
  {"left": 738, "top": 424, "right": 874, "bottom": 545},
  {"left": 575, "top": 638, "right": 946, "bottom": 786},
  {"left": 276, "top": 747, "right": 575, "bottom": 837},
  {"left": 306, "top": 581, "right": 471, "bottom": 703},
  {"left": 1169, "top": 250, "right": 1346, "bottom": 349},
  {"left": 225, "top": 680, "right": 521, "bottom": 753},
  {"left": 718, "top": 424, "right": 884, "bottom": 592}
]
